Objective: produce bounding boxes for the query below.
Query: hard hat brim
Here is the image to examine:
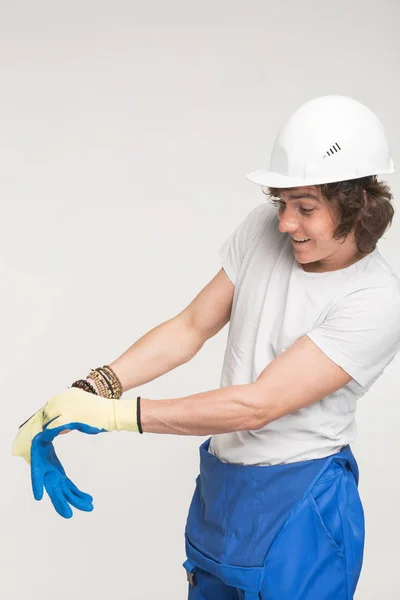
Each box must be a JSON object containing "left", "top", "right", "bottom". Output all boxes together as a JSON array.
[{"left": 246, "top": 167, "right": 396, "bottom": 189}]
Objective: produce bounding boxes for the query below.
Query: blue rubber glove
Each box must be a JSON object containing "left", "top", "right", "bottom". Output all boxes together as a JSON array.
[
  {"left": 31, "top": 426, "right": 94, "bottom": 519},
  {"left": 13, "top": 407, "right": 93, "bottom": 517},
  {"left": 30, "top": 387, "right": 140, "bottom": 518}
]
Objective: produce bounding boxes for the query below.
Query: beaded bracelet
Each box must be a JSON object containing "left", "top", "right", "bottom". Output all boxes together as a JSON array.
[
  {"left": 101, "top": 365, "right": 123, "bottom": 398},
  {"left": 71, "top": 379, "right": 98, "bottom": 395},
  {"left": 87, "top": 369, "right": 112, "bottom": 398},
  {"left": 71, "top": 364, "right": 121, "bottom": 400},
  {"left": 86, "top": 366, "right": 123, "bottom": 400},
  {"left": 96, "top": 367, "right": 121, "bottom": 398}
]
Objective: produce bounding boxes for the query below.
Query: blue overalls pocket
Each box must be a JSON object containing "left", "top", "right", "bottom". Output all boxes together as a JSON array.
[
  {"left": 184, "top": 538, "right": 264, "bottom": 599},
  {"left": 308, "top": 471, "right": 346, "bottom": 554},
  {"left": 183, "top": 438, "right": 364, "bottom": 600}
]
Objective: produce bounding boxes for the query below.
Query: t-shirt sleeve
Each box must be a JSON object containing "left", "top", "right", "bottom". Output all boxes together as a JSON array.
[
  {"left": 306, "top": 281, "right": 400, "bottom": 389},
  {"left": 219, "top": 203, "right": 275, "bottom": 284}
]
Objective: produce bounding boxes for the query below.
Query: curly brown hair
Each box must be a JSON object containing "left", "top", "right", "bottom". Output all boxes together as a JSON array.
[{"left": 264, "top": 176, "right": 394, "bottom": 254}]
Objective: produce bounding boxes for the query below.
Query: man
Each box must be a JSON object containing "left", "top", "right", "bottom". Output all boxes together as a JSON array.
[{"left": 13, "top": 95, "right": 400, "bottom": 599}]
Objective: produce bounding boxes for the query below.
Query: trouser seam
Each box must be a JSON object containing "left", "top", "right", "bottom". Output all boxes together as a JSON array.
[{"left": 336, "top": 467, "right": 351, "bottom": 600}]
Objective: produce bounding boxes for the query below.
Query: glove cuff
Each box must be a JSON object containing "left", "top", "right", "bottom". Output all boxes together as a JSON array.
[{"left": 114, "top": 398, "right": 140, "bottom": 433}]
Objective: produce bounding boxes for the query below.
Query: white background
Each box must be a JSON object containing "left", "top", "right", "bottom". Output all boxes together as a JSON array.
[{"left": 2, "top": 1, "right": 400, "bottom": 598}]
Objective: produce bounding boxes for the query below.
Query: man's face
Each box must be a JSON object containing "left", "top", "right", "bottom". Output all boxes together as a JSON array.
[{"left": 277, "top": 185, "right": 360, "bottom": 272}]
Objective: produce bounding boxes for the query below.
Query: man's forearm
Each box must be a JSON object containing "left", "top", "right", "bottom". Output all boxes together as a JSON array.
[
  {"left": 108, "top": 316, "right": 204, "bottom": 393},
  {"left": 140, "top": 384, "right": 264, "bottom": 435}
]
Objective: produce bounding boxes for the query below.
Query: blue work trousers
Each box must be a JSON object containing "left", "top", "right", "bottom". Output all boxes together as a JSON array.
[{"left": 183, "top": 438, "right": 365, "bottom": 599}]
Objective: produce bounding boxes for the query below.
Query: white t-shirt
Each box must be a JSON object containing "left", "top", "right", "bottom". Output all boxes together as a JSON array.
[{"left": 209, "top": 202, "right": 400, "bottom": 466}]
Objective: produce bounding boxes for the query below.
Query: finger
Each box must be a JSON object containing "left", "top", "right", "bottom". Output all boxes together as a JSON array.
[
  {"left": 31, "top": 466, "right": 44, "bottom": 500},
  {"left": 46, "top": 445, "right": 67, "bottom": 476},
  {"left": 58, "top": 429, "right": 71, "bottom": 435},
  {"left": 44, "top": 473, "right": 73, "bottom": 519},
  {"left": 30, "top": 438, "right": 45, "bottom": 501},
  {"left": 65, "top": 477, "right": 94, "bottom": 503},
  {"left": 63, "top": 481, "right": 94, "bottom": 512}
]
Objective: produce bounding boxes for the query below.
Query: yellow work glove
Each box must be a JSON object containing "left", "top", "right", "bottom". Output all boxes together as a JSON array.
[
  {"left": 41, "top": 387, "right": 140, "bottom": 439},
  {"left": 12, "top": 408, "right": 44, "bottom": 464}
]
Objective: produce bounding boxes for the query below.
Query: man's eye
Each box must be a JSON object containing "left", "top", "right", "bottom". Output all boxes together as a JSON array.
[{"left": 278, "top": 202, "right": 314, "bottom": 215}]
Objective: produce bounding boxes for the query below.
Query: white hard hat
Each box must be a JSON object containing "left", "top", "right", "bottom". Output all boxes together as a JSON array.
[{"left": 247, "top": 95, "right": 395, "bottom": 188}]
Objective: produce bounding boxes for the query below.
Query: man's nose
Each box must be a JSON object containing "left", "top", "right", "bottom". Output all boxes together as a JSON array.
[{"left": 278, "top": 209, "right": 299, "bottom": 234}]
